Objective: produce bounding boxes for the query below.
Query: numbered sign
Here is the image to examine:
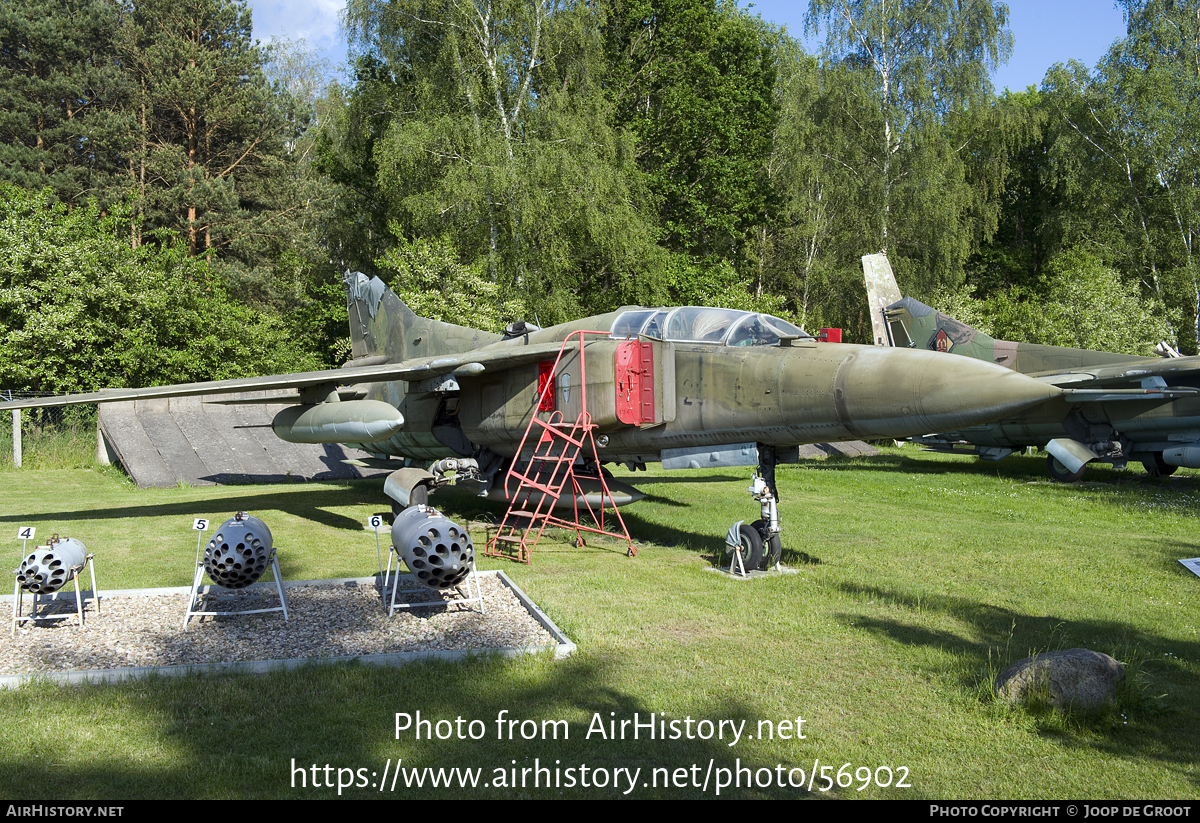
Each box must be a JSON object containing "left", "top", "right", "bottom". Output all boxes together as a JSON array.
[
  {"left": 193, "top": 519, "right": 209, "bottom": 531},
  {"left": 16, "top": 526, "right": 35, "bottom": 540},
  {"left": 368, "top": 515, "right": 384, "bottom": 531}
]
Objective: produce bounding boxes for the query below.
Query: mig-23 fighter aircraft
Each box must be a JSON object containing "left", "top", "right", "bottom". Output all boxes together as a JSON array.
[
  {"left": 863, "top": 253, "right": 1200, "bottom": 481},
  {"left": 2, "top": 271, "right": 1065, "bottom": 555}
]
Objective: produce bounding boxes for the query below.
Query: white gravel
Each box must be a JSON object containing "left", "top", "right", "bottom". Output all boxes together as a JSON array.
[{"left": 1, "top": 573, "right": 562, "bottom": 677}]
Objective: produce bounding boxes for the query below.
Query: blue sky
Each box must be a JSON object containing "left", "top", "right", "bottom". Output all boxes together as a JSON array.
[
  {"left": 744, "top": 0, "right": 1130, "bottom": 92},
  {"left": 245, "top": 0, "right": 1130, "bottom": 92}
]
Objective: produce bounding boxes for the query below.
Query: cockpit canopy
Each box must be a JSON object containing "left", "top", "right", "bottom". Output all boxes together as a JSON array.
[{"left": 610, "top": 307, "right": 812, "bottom": 347}]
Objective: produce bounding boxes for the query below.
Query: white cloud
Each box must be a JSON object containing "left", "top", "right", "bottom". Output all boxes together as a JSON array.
[{"left": 247, "top": 0, "right": 348, "bottom": 68}]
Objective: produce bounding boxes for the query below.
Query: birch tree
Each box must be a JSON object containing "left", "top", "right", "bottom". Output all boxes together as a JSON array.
[
  {"left": 334, "top": 0, "right": 666, "bottom": 321},
  {"left": 804, "top": 0, "right": 1012, "bottom": 294}
]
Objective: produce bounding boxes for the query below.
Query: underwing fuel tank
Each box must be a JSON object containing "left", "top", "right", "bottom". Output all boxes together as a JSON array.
[
  {"left": 488, "top": 473, "right": 645, "bottom": 509},
  {"left": 272, "top": 399, "right": 404, "bottom": 444}
]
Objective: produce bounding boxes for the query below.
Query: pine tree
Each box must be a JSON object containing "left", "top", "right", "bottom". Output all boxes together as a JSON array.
[
  {"left": 0, "top": 0, "right": 133, "bottom": 206},
  {"left": 121, "top": 0, "right": 286, "bottom": 259}
]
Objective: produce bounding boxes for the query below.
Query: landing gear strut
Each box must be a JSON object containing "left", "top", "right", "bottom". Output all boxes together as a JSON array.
[
  {"left": 753, "top": 442, "right": 782, "bottom": 567},
  {"left": 723, "top": 444, "right": 784, "bottom": 575}
]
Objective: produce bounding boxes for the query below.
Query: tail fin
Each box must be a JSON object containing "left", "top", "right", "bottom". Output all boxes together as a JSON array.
[
  {"left": 344, "top": 271, "right": 416, "bottom": 363},
  {"left": 343, "top": 271, "right": 501, "bottom": 364},
  {"left": 862, "top": 253, "right": 902, "bottom": 346},
  {"left": 860, "top": 256, "right": 1160, "bottom": 373},
  {"left": 881, "top": 297, "right": 1014, "bottom": 363},
  {"left": 860, "top": 254, "right": 1018, "bottom": 367}
]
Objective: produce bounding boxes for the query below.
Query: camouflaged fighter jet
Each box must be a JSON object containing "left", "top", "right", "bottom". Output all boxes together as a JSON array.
[
  {"left": 2, "top": 272, "right": 1064, "bottom": 520},
  {"left": 863, "top": 253, "right": 1200, "bottom": 481}
]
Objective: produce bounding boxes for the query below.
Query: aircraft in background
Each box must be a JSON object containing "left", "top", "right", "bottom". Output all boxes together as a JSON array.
[
  {"left": 863, "top": 253, "right": 1200, "bottom": 481},
  {"left": 3, "top": 272, "right": 1065, "bottom": 565}
]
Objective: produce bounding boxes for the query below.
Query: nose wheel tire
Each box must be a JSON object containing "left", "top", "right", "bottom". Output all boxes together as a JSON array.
[{"left": 751, "top": 519, "right": 781, "bottom": 568}]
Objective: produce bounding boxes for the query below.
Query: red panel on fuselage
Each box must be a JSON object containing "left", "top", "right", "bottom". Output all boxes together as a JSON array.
[{"left": 616, "top": 341, "right": 655, "bottom": 425}]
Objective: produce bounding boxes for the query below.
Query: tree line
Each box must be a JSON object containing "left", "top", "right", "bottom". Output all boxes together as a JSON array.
[{"left": 2, "top": 0, "right": 1197, "bottom": 394}]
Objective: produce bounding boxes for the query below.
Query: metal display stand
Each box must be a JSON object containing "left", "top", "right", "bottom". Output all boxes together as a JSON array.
[
  {"left": 11, "top": 554, "right": 99, "bottom": 636},
  {"left": 367, "top": 514, "right": 388, "bottom": 609},
  {"left": 182, "top": 521, "right": 288, "bottom": 628},
  {"left": 727, "top": 545, "right": 749, "bottom": 578},
  {"left": 384, "top": 544, "right": 485, "bottom": 617},
  {"left": 182, "top": 552, "right": 289, "bottom": 628}
]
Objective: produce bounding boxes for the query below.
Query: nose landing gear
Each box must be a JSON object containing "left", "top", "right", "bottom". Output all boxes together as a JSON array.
[{"left": 724, "top": 471, "right": 783, "bottom": 577}]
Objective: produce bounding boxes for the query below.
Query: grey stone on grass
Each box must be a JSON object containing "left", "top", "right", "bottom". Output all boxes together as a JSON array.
[{"left": 995, "top": 648, "right": 1125, "bottom": 712}]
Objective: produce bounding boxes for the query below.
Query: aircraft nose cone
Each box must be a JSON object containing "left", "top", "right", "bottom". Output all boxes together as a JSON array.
[{"left": 835, "top": 348, "right": 1061, "bottom": 438}]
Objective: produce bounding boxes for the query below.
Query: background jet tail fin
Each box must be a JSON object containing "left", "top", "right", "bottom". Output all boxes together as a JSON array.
[
  {"left": 862, "top": 253, "right": 903, "bottom": 346},
  {"left": 883, "top": 297, "right": 1010, "bottom": 365},
  {"left": 860, "top": 255, "right": 1015, "bottom": 366}
]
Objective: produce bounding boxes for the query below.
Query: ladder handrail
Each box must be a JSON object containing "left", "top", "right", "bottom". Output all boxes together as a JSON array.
[{"left": 486, "top": 331, "right": 636, "bottom": 562}]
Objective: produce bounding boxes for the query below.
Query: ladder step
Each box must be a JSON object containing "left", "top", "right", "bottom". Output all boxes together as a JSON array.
[
  {"left": 534, "top": 418, "right": 581, "bottom": 430},
  {"left": 509, "top": 472, "right": 559, "bottom": 491},
  {"left": 532, "top": 446, "right": 574, "bottom": 458},
  {"left": 513, "top": 479, "right": 558, "bottom": 496}
]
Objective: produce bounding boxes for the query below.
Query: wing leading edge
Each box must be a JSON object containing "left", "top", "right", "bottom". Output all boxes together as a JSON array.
[{"left": 0, "top": 341, "right": 569, "bottom": 411}]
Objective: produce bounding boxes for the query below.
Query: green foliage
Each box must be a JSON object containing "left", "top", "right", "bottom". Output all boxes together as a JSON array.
[
  {"left": 0, "top": 408, "right": 103, "bottom": 470},
  {"left": 606, "top": 0, "right": 780, "bottom": 267},
  {"left": 645, "top": 253, "right": 788, "bottom": 320},
  {"left": 0, "top": 0, "right": 134, "bottom": 207},
  {"left": 330, "top": 0, "right": 670, "bottom": 324},
  {"left": 122, "top": 0, "right": 274, "bottom": 253},
  {"left": 1104, "top": 1, "right": 1200, "bottom": 350},
  {"left": 800, "top": 0, "right": 1014, "bottom": 303},
  {"left": 0, "top": 185, "right": 318, "bottom": 392},
  {"left": 979, "top": 37, "right": 1200, "bottom": 353},
  {"left": 963, "top": 248, "right": 1172, "bottom": 355},
  {"left": 753, "top": 41, "right": 868, "bottom": 331},
  {"left": 17, "top": 0, "right": 1200, "bottom": 362},
  {"left": 929, "top": 283, "right": 998, "bottom": 335},
  {"left": 377, "top": 233, "right": 526, "bottom": 330},
  {"left": 0, "top": 0, "right": 345, "bottom": 367},
  {"left": 962, "top": 90, "right": 1056, "bottom": 300}
]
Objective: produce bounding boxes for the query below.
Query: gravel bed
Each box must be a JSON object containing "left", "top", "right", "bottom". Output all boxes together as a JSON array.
[{"left": 1, "top": 574, "right": 560, "bottom": 676}]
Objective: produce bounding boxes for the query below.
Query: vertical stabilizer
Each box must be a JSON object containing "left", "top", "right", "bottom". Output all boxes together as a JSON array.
[
  {"left": 344, "top": 271, "right": 407, "bottom": 361},
  {"left": 862, "top": 253, "right": 903, "bottom": 346},
  {"left": 860, "top": 255, "right": 1008, "bottom": 363},
  {"left": 343, "top": 271, "right": 502, "bottom": 365}
]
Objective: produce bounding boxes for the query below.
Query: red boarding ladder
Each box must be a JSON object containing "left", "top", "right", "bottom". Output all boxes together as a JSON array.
[{"left": 485, "top": 330, "right": 637, "bottom": 563}]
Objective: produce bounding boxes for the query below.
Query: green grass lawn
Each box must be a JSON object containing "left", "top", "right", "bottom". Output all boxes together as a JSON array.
[{"left": 1, "top": 447, "right": 1198, "bottom": 799}]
